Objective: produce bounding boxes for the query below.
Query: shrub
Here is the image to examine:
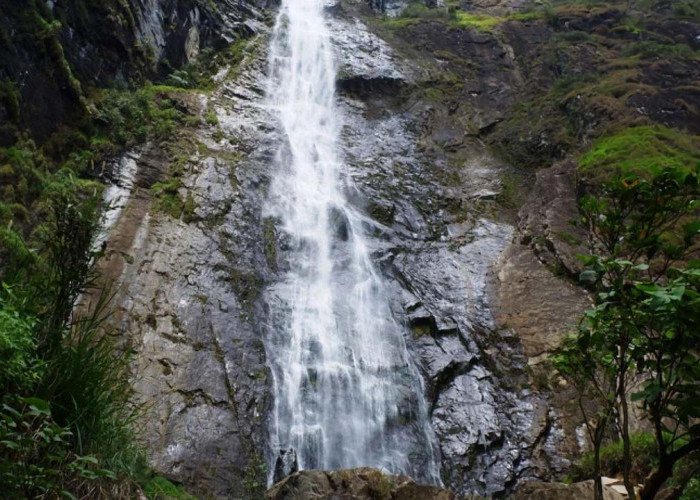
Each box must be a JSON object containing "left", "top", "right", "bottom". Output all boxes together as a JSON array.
[
  {"left": 399, "top": 2, "right": 446, "bottom": 19},
  {"left": 0, "top": 397, "right": 116, "bottom": 497},
  {"left": 0, "top": 287, "right": 40, "bottom": 392},
  {"left": 570, "top": 433, "right": 659, "bottom": 483},
  {"left": 144, "top": 476, "right": 197, "bottom": 500}
]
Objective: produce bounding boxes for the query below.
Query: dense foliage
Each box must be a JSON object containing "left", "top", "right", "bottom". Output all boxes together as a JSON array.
[
  {"left": 0, "top": 185, "right": 147, "bottom": 497},
  {"left": 556, "top": 167, "right": 700, "bottom": 499}
]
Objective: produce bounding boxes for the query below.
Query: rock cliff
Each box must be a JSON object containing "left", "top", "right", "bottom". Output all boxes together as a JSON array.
[{"left": 0, "top": 0, "right": 268, "bottom": 144}]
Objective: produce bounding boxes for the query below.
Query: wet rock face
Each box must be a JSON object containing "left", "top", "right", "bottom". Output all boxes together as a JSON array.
[
  {"left": 333, "top": 14, "right": 555, "bottom": 496},
  {"left": 273, "top": 449, "right": 299, "bottom": 483},
  {"left": 98, "top": 37, "right": 277, "bottom": 497},
  {"left": 0, "top": 0, "right": 268, "bottom": 144},
  {"left": 265, "top": 467, "right": 456, "bottom": 500}
]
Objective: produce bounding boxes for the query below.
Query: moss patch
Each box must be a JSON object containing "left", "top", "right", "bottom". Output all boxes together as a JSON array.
[
  {"left": 383, "top": 3, "right": 541, "bottom": 33},
  {"left": 451, "top": 11, "right": 540, "bottom": 32},
  {"left": 151, "top": 179, "right": 185, "bottom": 219},
  {"left": 143, "top": 476, "right": 197, "bottom": 500},
  {"left": 579, "top": 125, "right": 700, "bottom": 180}
]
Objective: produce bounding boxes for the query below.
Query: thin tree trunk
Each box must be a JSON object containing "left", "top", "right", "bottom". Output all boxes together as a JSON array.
[
  {"left": 618, "top": 342, "right": 636, "bottom": 500},
  {"left": 593, "top": 423, "right": 605, "bottom": 500},
  {"left": 593, "top": 429, "right": 603, "bottom": 500},
  {"left": 620, "top": 394, "right": 635, "bottom": 498}
]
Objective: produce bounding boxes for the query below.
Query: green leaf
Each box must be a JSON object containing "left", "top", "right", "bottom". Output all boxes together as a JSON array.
[
  {"left": 79, "top": 455, "right": 99, "bottom": 465},
  {"left": 0, "top": 440, "right": 21, "bottom": 450},
  {"left": 22, "top": 397, "right": 50, "bottom": 413},
  {"left": 579, "top": 270, "right": 598, "bottom": 284}
]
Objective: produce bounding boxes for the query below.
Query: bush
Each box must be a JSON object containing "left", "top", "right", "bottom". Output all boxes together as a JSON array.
[
  {"left": 570, "top": 432, "right": 659, "bottom": 483},
  {"left": 0, "top": 288, "right": 40, "bottom": 392},
  {"left": 399, "top": 2, "right": 446, "bottom": 19},
  {"left": 144, "top": 476, "right": 197, "bottom": 500},
  {"left": 0, "top": 397, "right": 116, "bottom": 497}
]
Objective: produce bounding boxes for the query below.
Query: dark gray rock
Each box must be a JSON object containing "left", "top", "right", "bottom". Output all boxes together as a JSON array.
[
  {"left": 266, "top": 467, "right": 456, "bottom": 500},
  {"left": 274, "top": 448, "right": 299, "bottom": 483}
]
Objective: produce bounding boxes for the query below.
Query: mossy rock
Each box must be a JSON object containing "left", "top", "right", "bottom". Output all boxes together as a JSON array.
[
  {"left": 579, "top": 125, "right": 700, "bottom": 181},
  {"left": 143, "top": 476, "right": 197, "bottom": 500}
]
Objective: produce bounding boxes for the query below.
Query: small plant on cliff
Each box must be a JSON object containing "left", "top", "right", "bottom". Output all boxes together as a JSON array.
[
  {"left": 556, "top": 166, "right": 700, "bottom": 499},
  {"left": 242, "top": 453, "right": 268, "bottom": 498}
]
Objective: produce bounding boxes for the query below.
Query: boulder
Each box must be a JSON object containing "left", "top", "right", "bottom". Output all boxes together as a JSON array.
[{"left": 266, "top": 467, "right": 455, "bottom": 500}]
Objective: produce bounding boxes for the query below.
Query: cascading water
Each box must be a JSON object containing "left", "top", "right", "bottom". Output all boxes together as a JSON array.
[{"left": 263, "top": 0, "right": 440, "bottom": 484}]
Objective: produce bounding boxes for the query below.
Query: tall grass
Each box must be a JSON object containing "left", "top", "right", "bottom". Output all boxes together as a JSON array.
[{"left": 0, "top": 188, "right": 148, "bottom": 496}]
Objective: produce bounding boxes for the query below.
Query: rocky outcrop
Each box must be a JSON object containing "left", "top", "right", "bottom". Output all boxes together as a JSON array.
[
  {"left": 96, "top": 37, "right": 276, "bottom": 498},
  {"left": 496, "top": 160, "right": 590, "bottom": 365},
  {"left": 265, "top": 468, "right": 456, "bottom": 500},
  {"left": 335, "top": 4, "right": 564, "bottom": 495},
  {"left": 0, "top": 0, "right": 267, "bottom": 144}
]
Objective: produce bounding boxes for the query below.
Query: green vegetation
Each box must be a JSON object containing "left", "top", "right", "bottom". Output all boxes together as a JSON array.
[
  {"left": 205, "top": 109, "right": 219, "bottom": 126},
  {"left": 622, "top": 40, "right": 700, "bottom": 60},
  {"left": 555, "top": 167, "right": 700, "bottom": 500},
  {"left": 151, "top": 178, "right": 186, "bottom": 219},
  {"left": 490, "top": 0, "right": 699, "bottom": 171},
  {"left": 0, "top": 82, "right": 204, "bottom": 252},
  {"left": 0, "top": 187, "right": 147, "bottom": 496},
  {"left": 569, "top": 432, "right": 658, "bottom": 483},
  {"left": 451, "top": 11, "right": 540, "bottom": 32},
  {"left": 0, "top": 398, "right": 119, "bottom": 497},
  {"left": 383, "top": 2, "right": 542, "bottom": 31},
  {"left": 242, "top": 453, "right": 268, "bottom": 498},
  {"left": 579, "top": 126, "right": 700, "bottom": 180},
  {"left": 90, "top": 85, "right": 195, "bottom": 149},
  {"left": 143, "top": 476, "right": 197, "bottom": 500}
]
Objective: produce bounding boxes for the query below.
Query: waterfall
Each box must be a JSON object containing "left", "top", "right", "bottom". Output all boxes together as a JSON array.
[{"left": 263, "top": 0, "right": 440, "bottom": 483}]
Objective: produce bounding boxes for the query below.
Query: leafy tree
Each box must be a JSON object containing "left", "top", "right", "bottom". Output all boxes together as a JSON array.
[
  {"left": 557, "top": 167, "right": 700, "bottom": 498},
  {"left": 630, "top": 269, "right": 700, "bottom": 499},
  {"left": 555, "top": 326, "right": 618, "bottom": 500}
]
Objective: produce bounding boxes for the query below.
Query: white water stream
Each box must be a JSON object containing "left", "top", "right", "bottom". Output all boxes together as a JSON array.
[{"left": 264, "top": 0, "right": 440, "bottom": 483}]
